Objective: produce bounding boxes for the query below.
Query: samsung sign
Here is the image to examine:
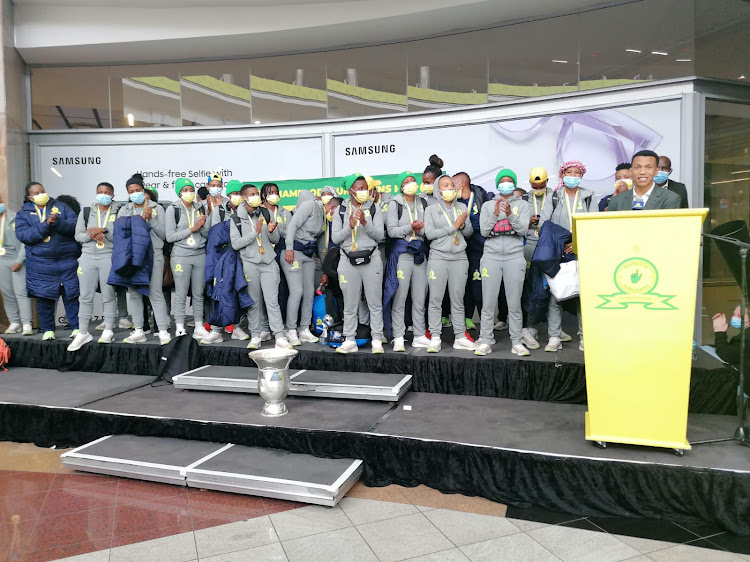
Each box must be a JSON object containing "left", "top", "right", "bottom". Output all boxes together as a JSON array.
[{"left": 51, "top": 156, "right": 102, "bottom": 165}]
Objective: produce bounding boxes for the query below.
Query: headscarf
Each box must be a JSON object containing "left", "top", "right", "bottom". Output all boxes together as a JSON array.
[{"left": 557, "top": 160, "right": 587, "bottom": 189}]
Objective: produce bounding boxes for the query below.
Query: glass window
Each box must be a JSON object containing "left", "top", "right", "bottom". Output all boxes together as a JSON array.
[
  {"left": 250, "top": 53, "right": 327, "bottom": 124},
  {"left": 487, "top": 16, "right": 579, "bottom": 102},
  {"left": 31, "top": 67, "right": 110, "bottom": 129},
  {"left": 408, "top": 31, "right": 488, "bottom": 110},
  {"left": 695, "top": 0, "right": 750, "bottom": 82},
  {"left": 702, "top": 100, "right": 750, "bottom": 343},
  {"left": 177, "top": 60, "right": 251, "bottom": 126},
  {"left": 109, "top": 64, "right": 181, "bottom": 128},
  {"left": 326, "top": 44, "right": 407, "bottom": 118},
  {"left": 580, "top": 0, "right": 695, "bottom": 91}
]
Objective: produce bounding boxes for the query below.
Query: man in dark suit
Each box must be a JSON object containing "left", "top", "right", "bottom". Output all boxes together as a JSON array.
[
  {"left": 655, "top": 155, "right": 689, "bottom": 208},
  {"left": 608, "top": 150, "right": 682, "bottom": 211}
]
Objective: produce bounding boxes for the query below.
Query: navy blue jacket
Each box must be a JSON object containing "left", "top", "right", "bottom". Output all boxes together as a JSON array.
[
  {"left": 108, "top": 215, "right": 153, "bottom": 296},
  {"left": 205, "top": 220, "right": 253, "bottom": 327},
  {"left": 523, "top": 221, "right": 574, "bottom": 324},
  {"left": 15, "top": 198, "right": 81, "bottom": 300}
]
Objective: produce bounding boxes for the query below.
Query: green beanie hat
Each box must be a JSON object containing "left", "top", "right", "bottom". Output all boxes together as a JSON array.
[
  {"left": 144, "top": 186, "right": 159, "bottom": 203},
  {"left": 341, "top": 173, "right": 361, "bottom": 191},
  {"left": 495, "top": 168, "right": 517, "bottom": 187},
  {"left": 175, "top": 177, "right": 194, "bottom": 196},
  {"left": 225, "top": 179, "right": 243, "bottom": 196},
  {"left": 397, "top": 171, "right": 417, "bottom": 190}
]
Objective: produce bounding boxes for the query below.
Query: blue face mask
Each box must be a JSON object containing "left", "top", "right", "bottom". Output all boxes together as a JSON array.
[
  {"left": 730, "top": 316, "right": 743, "bottom": 330},
  {"left": 208, "top": 187, "right": 221, "bottom": 197},
  {"left": 0, "top": 204, "right": 5, "bottom": 215},
  {"left": 96, "top": 194, "right": 112, "bottom": 207},
  {"left": 129, "top": 192, "right": 146, "bottom": 205},
  {"left": 654, "top": 170, "right": 670, "bottom": 184},
  {"left": 563, "top": 176, "right": 581, "bottom": 189},
  {"left": 497, "top": 182, "right": 515, "bottom": 196}
]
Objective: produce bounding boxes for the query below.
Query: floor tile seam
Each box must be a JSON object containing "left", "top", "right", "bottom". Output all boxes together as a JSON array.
[
  {"left": 264, "top": 511, "right": 291, "bottom": 562},
  {"left": 421, "top": 507, "right": 526, "bottom": 548},
  {"left": 514, "top": 529, "right": 564, "bottom": 561},
  {"left": 347, "top": 519, "right": 392, "bottom": 562},
  {"left": 686, "top": 535, "right": 737, "bottom": 553},
  {"left": 673, "top": 520, "right": 727, "bottom": 540},
  {"left": 20, "top": 471, "right": 57, "bottom": 557}
]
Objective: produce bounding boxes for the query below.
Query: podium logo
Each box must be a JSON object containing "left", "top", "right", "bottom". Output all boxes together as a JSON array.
[{"left": 596, "top": 258, "right": 677, "bottom": 310}]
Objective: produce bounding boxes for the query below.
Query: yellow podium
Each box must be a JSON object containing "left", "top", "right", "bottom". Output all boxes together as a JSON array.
[{"left": 573, "top": 209, "right": 708, "bottom": 452}]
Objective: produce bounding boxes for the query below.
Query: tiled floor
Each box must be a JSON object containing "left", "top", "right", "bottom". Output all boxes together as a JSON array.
[{"left": 1, "top": 442, "right": 748, "bottom": 562}]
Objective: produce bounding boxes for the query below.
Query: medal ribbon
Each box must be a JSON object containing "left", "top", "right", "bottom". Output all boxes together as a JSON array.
[
  {"left": 533, "top": 193, "right": 546, "bottom": 236},
  {"left": 564, "top": 190, "right": 580, "bottom": 232},
  {"left": 35, "top": 205, "right": 47, "bottom": 224},
  {"left": 247, "top": 211, "right": 265, "bottom": 251},
  {"left": 0, "top": 214, "right": 6, "bottom": 249},
  {"left": 183, "top": 203, "right": 195, "bottom": 230},
  {"left": 439, "top": 203, "right": 459, "bottom": 244},
  {"left": 97, "top": 206, "right": 112, "bottom": 229},
  {"left": 351, "top": 206, "right": 359, "bottom": 248},
  {"left": 404, "top": 200, "right": 419, "bottom": 240}
]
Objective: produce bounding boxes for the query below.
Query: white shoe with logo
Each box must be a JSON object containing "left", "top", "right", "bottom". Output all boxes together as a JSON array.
[
  {"left": 158, "top": 331, "right": 172, "bottom": 345},
  {"left": 298, "top": 328, "right": 319, "bottom": 344},
  {"left": 67, "top": 332, "right": 93, "bottom": 352},
  {"left": 192, "top": 326, "right": 210, "bottom": 340},
  {"left": 260, "top": 331, "right": 272, "bottom": 342},
  {"left": 275, "top": 337, "right": 292, "bottom": 349},
  {"left": 95, "top": 320, "right": 106, "bottom": 331},
  {"left": 427, "top": 338, "right": 442, "bottom": 353},
  {"left": 4, "top": 323, "right": 21, "bottom": 334},
  {"left": 231, "top": 326, "right": 250, "bottom": 341},
  {"left": 392, "top": 337, "right": 406, "bottom": 352},
  {"left": 493, "top": 320, "right": 508, "bottom": 331},
  {"left": 336, "top": 340, "right": 358, "bottom": 354},
  {"left": 287, "top": 329, "right": 302, "bottom": 346},
  {"left": 201, "top": 331, "right": 224, "bottom": 345},
  {"left": 371, "top": 340, "right": 384, "bottom": 354},
  {"left": 512, "top": 344, "right": 531, "bottom": 356},
  {"left": 560, "top": 331, "right": 573, "bottom": 342},
  {"left": 521, "top": 328, "right": 540, "bottom": 350},
  {"left": 247, "top": 337, "right": 262, "bottom": 350},
  {"left": 124, "top": 329, "right": 147, "bottom": 344},
  {"left": 545, "top": 337, "right": 563, "bottom": 352},
  {"left": 98, "top": 330, "right": 115, "bottom": 344},
  {"left": 118, "top": 318, "right": 134, "bottom": 330},
  {"left": 22, "top": 324, "right": 33, "bottom": 336},
  {"left": 453, "top": 337, "right": 478, "bottom": 351},
  {"left": 474, "top": 343, "right": 492, "bottom": 356},
  {"left": 411, "top": 335, "right": 431, "bottom": 348}
]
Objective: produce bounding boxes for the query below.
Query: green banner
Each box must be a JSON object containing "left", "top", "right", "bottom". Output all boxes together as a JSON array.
[{"left": 242, "top": 173, "right": 423, "bottom": 208}]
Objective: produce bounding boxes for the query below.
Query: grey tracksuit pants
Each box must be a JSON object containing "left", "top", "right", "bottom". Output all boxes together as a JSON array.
[
  {"left": 391, "top": 253, "right": 427, "bottom": 338},
  {"left": 479, "top": 255, "right": 526, "bottom": 346},
  {"left": 171, "top": 253, "right": 205, "bottom": 325},
  {"left": 242, "top": 260, "right": 285, "bottom": 339},
  {"left": 0, "top": 260, "right": 32, "bottom": 325},
  {"left": 128, "top": 253, "right": 169, "bottom": 331},
  {"left": 338, "top": 253, "right": 384, "bottom": 341},
  {"left": 548, "top": 294, "right": 583, "bottom": 339},
  {"left": 281, "top": 251, "right": 315, "bottom": 331},
  {"left": 78, "top": 256, "right": 117, "bottom": 334},
  {"left": 427, "top": 257, "right": 468, "bottom": 338}
]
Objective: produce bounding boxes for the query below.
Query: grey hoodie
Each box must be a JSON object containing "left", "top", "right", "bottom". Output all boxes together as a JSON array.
[
  {"left": 230, "top": 204, "right": 279, "bottom": 265},
  {"left": 117, "top": 200, "right": 165, "bottom": 251},
  {"left": 285, "top": 190, "right": 324, "bottom": 250},
  {"left": 75, "top": 201, "right": 118, "bottom": 257},
  {"left": 423, "top": 196, "right": 473, "bottom": 259},
  {"left": 386, "top": 194, "right": 426, "bottom": 241},
  {"left": 331, "top": 199, "right": 384, "bottom": 252},
  {"left": 539, "top": 186, "right": 598, "bottom": 231},
  {"left": 480, "top": 194, "right": 530, "bottom": 260},
  {"left": 166, "top": 201, "right": 210, "bottom": 256},
  {"left": 0, "top": 210, "right": 26, "bottom": 264}
]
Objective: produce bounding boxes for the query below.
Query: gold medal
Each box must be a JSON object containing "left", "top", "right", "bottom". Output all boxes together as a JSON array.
[
  {"left": 96, "top": 241, "right": 105, "bottom": 249},
  {"left": 0, "top": 247, "right": 6, "bottom": 256},
  {"left": 350, "top": 242, "right": 358, "bottom": 251},
  {"left": 43, "top": 236, "right": 51, "bottom": 243},
  {"left": 259, "top": 246, "right": 266, "bottom": 255},
  {"left": 187, "top": 235, "right": 196, "bottom": 246},
  {"left": 453, "top": 237, "right": 461, "bottom": 246}
]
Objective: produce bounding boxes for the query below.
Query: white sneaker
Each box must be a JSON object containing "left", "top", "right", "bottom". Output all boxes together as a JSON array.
[
  {"left": 529, "top": 327, "right": 539, "bottom": 339},
  {"left": 69, "top": 329, "right": 79, "bottom": 339},
  {"left": 124, "top": 329, "right": 147, "bottom": 344},
  {"left": 22, "top": 324, "right": 33, "bottom": 336},
  {"left": 512, "top": 344, "right": 531, "bottom": 356},
  {"left": 192, "top": 325, "right": 210, "bottom": 340},
  {"left": 287, "top": 329, "right": 302, "bottom": 346},
  {"left": 411, "top": 335, "right": 431, "bottom": 348},
  {"left": 560, "top": 331, "right": 573, "bottom": 342},
  {"left": 545, "top": 337, "right": 563, "bottom": 352},
  {"left": 174, "top": 328, "right": 187, "bottom": 338},
  {"left": 579, "top": 340, "right": 584, "bottom": 352},
  {"left": 4, "top": 323, "right": 21, "bottom": 334},
  {"left": 275, "top": 337, "right": 292, "bottom": 349},
  {"left": 427, "top": 338, "right": 442, "bottom": 353},
  {"left": 201, "top": 331, "right": 224, "bottom": 345},
  {"left": 298, "top": 328, "right": 319, "bottom": 344},
  {"left": 187, "top": 320, "right": 195, "bottom": 327},
  {"left": 260, "top": 331, "right": 272, "bottom": 342},
  {"left": 67, "top": 332, "right": 93, "bottom": 352},
  {"left": 231, "top": 326, "right": 250, "bottom": 341},
  {"left": 493, "top": 320, "right": 508, "bottom": 331},
  {"left": 158, "top": 331, "right": 172, "bottom": 345},
  {"left": 336, "top": 340, "right": 358, "bottom": 354},
  {"left": 247, "top": 337, "right": 262, "bottom": 350},
  {"left": 95, "top": 320, "right": 106, "bottom": 331},
  {"left": 392, "top": 337, "right": 406, "bottom": 352},
  {"left": 98, "top": 330, "right": 115, "bottom": 344},
  {"left": 474, "top": 343, "right": 492, "bottom": 356},
  {"left": 453, "top": 337, "right": 478, "bottom": 351},
  {"left": 118, "top": 318, "right": 134, "bottom": 330},
  {"left": 521, "top": 328, "right": 540, "bottom": 350},
  {"left": 372, "top": 340, "right": 384, "bottom": 354}
]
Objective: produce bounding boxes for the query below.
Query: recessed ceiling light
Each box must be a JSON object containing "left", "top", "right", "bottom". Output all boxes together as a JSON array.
[
  {"left": 552, "top": 60, "right": 568, "bottom": 64},
  {"left": 651, "top": 51, "right": 668, "bottom": 56},
  {"left": 625, "top": 49, "right": 641, "bottom": 53},
  {"left": 254, "top": 120, "right": 261, "bottom": 124}
]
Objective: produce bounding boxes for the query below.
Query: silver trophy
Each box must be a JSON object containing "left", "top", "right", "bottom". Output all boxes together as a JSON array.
[
  {"left": 320, "top": 314, "right": 334, "bottom": 343},
  {"left": 248, "top": 348, "right": 298, "bottom": 417}
]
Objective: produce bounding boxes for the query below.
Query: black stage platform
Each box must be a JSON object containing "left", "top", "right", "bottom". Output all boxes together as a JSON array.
[
  {"left": 0, "top": 367, "right": 748, "bottom": 535},
  {"left": 1, "top": 329, "right": 737, "bottom": 415}
]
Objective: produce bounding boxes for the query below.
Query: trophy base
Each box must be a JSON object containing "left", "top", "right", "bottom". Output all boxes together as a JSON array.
[{"left": 262, "top": 401, "right": 288, "bottom": 417}]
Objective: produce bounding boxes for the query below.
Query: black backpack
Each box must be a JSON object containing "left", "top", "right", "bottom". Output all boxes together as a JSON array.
[
  {"left": 551, "top": 190, "right": 593, "bottom": 212},
  {"left": 395, "top": 198, "right": 428, "bottom": 221},
  {"left": 230, "top": 207, "right": 271, "bottom": 236},
  {"left": 155, "top": 335, "right": 200, "bottom": 384}
]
